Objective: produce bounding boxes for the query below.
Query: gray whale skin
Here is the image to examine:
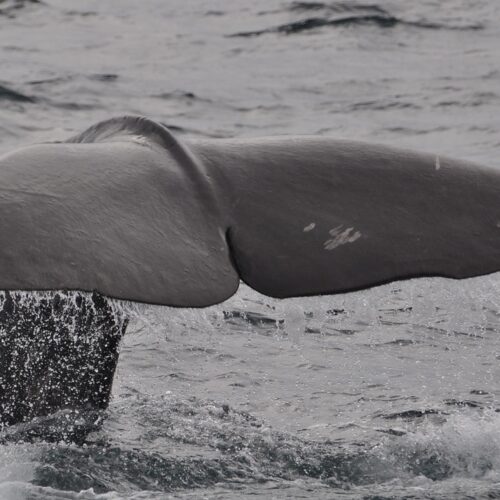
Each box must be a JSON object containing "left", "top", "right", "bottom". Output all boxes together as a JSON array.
[{"left": 1, "top": 115, "right": 499, "bottom": 430}]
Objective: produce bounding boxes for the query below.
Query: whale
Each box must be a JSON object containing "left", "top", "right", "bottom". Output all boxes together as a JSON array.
[
  {"left": 2, "top": 114, "right": 500, "bottom": 431},
  {"left": 1, "top": 115, "right": 500, "bottom": 307}
]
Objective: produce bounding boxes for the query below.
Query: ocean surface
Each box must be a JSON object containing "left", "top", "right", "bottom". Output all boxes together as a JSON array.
[{"left": 1, "top": 0, "right": 500, "bottom": 498}]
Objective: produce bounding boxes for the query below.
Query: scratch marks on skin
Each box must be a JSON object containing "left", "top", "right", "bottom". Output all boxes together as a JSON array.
[
  {"left": 303, "top": 222, "right": 316, "bottom": 232},
  {"left": 0, "top": 187, "right": 64, "bottom": 200},
  {"left": 324, "top": 225, "right": 361, "bottom": 250}
]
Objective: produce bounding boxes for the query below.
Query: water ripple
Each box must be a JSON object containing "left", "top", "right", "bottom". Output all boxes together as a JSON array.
[
  {"left": 0, "top": 83, "right": 35, "bottom": 103},
  {"left": 229, "top": 3, "right": 483, "bottom": 37}
]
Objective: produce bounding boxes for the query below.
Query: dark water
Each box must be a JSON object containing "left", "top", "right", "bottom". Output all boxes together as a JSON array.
[{"left": 1, "top": 0, "right": 500, "bottom": 498}]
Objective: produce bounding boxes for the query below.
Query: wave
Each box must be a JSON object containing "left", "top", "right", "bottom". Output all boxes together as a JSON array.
[
  {"left": 153, "top": 90, "right": 210, "bottom": 102},
  {"left": 349, "top": 99, "right": 421, "bottom": 111},
  {"left": 88, "top": 73, "right": 118, "bottom": 82},
  {"left": 0, "top": 0, "right": 41, "bottom": 17},
  {"left": 230, "top": 16, "right": 483, "bottom": 37},
  {"left": 289, "top": 1, "right": 388, "bottom": 14},
  {"left": 1, "top": 395, "right": 497, "bottom": 496},
  {"left": 0, "top": 408, "right": 106, "bottom": 445},
  {"left": 28, "top": 74, "right": 118, "bottom": 86},
  {"left": 229, "top": 2, "right": 483, "bottom": 37},
  {"left": 0, "top": 84, "right": 34, "bottom": 103}
]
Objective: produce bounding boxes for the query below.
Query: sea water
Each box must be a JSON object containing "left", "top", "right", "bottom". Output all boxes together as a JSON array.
[{"left": 1, "top": 1, "right": 500, "bottom": 498}]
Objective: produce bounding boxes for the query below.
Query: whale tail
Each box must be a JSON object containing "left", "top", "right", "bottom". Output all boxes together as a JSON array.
[
  {"left": 2, "top": 116, "right": 500, "bottom": 430},
  {"left": 0, "top": 114, "right": 500, "bottom": 307}
]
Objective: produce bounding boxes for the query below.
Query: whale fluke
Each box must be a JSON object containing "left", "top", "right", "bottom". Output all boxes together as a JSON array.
[
  {"left": 0, "top": 115, "right": 499, "bottom": 306},
  {"left": 3, "top": 115, "right": 500, "bottom": 431},
  {"left": 189, "top": 135, "right": 500, "bottom": 299},
  {"left": 0, "top": 116, "right": 238, "bottom": 307}
]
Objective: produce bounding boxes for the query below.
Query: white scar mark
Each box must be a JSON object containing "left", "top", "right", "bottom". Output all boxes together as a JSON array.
[
  {"left": 435, "top": 156, "right": 441, "bottom": 170},
  {"left": 303, "top": 222, "right": 316, "bottom": 232},
  {"left": 324, "top": 225, "right": 361, "bottom": 250}
]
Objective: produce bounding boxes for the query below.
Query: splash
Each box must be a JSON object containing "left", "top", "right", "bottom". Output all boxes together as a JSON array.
[{"left": 0, "top": 291, "right": 127, "bottom": 433}]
